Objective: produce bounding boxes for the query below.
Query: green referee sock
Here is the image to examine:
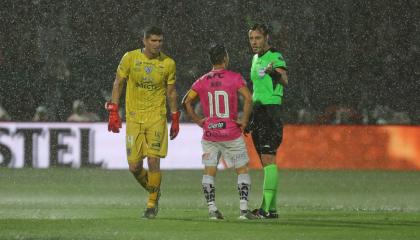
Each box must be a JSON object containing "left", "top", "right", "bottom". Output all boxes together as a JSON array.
[
  {"left": 261, "top": 164, "right": 278, "bottom": 212},
  {"left": 269, "top": 187, "right": 278, "bottom": 212}
]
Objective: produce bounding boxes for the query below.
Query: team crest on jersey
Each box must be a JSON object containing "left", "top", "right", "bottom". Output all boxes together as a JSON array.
[{"left": 144, "top": 66, "right": 153, "bottom": 74}]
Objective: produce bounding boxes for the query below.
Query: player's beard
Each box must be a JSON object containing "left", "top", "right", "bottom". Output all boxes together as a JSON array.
[
  {"left": 252, "top": 46, "right": 261, "bottom": 54},
  {"left": 151, "top": 48, "right": 161, "bottom": 56}
]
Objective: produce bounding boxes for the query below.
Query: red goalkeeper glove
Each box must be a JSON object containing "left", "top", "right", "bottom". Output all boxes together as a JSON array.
[
  {"left": 170, "top": 111, "right": 180, "bottom": 140},
  {"left": 105, "top": 102, "right": 122, "bottom": 133}
]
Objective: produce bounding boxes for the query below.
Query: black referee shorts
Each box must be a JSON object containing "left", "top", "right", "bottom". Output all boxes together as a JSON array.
[{"left": 250, "top": 104, "right": 283, "bottom": 155}]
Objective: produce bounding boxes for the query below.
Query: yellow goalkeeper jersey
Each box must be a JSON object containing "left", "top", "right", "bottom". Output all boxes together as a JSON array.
[{"left": 117, "top": 49, "right": 176, "bottom": 117}]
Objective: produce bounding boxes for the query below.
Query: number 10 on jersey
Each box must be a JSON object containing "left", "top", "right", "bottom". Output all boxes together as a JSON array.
[{"left": 207, "top": 90, "right": 229, "bottom": 118}]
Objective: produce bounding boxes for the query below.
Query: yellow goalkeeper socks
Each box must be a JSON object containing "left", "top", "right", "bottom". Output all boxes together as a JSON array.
[
  {"left": 147, "top": 171, "right": 161, "bottom": 208},
  {"left": 133, "top": 168, "right": 148, "bottom": 190}
]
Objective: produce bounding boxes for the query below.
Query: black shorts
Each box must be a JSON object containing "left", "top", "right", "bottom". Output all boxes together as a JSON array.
[{"left": 250, "top": 104, "right": 283, "bottom": 155}]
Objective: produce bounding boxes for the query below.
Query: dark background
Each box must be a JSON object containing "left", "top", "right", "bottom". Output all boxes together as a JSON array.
[{"left": 0, "top": 0, "right": 419, "bottom": 124}]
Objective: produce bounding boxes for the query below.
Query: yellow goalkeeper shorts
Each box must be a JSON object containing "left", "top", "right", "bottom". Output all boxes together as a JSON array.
[{"left": 125, "top": 112, "right": 168, "bottom": 164}]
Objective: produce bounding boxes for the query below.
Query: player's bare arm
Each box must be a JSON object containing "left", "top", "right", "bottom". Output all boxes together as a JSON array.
[
  {"left": 111, "top": 74, "right": 127, "bottom": 104},
  {"left": 167, "top": 83, "right": 178, "bottom": 113},
  {"left": 237, "top": 86, "right": 252, "bottom": 131},
  {"left": 167, "top": 83, "right": 180, "bottom": 140},
  {"left": 182, "top": 89, "right": 204, "bottom": 127},
  {"left": 265, "top": 62, "right": 288, "bottom": 87},
  {"left": 275, "top": 68, "right": 288, "bottom": 86}
]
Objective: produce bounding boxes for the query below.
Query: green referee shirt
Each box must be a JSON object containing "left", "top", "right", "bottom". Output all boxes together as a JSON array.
[{"left": 250, "top": 48, "right": 287, "bottom": 105}]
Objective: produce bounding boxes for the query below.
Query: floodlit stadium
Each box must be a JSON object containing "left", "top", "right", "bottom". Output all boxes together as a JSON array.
[{"left": 1, "top": 1, "right": 419, "bottom": 239}]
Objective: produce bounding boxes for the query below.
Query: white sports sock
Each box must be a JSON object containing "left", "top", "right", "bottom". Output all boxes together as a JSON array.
[
  {"left": 237, "top": 173, "right": 251, "bottom": 211},
  {"left": 202, "top": 175, "right": 217, "bottom": 211}
]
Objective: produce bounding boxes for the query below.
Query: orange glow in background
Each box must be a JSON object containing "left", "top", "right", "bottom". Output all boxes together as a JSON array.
[{"left": 245, "top": 125, "right": 420, "bottom": 170}]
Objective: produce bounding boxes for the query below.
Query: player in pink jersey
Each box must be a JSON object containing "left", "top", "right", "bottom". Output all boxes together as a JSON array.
[{"left": 182, "top": 44, "right": 257, "bottom": 220}]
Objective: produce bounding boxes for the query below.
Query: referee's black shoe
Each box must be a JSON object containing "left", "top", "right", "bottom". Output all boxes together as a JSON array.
[
  {"left": 252, "top": 208, "right": 279, "bottom": 219},
  {"left": 267, "top": 210, "right": 279, "bottom": 219}
]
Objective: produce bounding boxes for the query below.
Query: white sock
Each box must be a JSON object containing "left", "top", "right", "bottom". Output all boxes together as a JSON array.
[
  {"left": 237, "top": 173, "right": 251, "bottom": 211},
  {"left": 208, "top": 202, "right": 218, "bottom": 212},
  {"left": 202, "top": 175, "right": 217, "bottom": 211}
]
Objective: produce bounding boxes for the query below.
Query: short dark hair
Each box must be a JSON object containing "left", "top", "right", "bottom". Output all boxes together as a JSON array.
[
  {"left": 250, "top": 23, "right": 270, "bottom": 37},
  {"left": 208, "top": 44, "right": 227, "bottom": 65},
  {"left": 143, "top": 26, "right": 163, "bottom": 39}
]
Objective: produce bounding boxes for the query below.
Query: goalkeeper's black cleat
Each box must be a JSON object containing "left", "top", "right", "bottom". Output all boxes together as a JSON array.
[
  {"left": 143, "top": 206, "right": 158, "bottom": 219},
  {"left": 143, "top": 191, "right": 161, "bottom": 219},
  {"left": 143, "top": 192, "right": 160, "bottom": 219},
  {"left": 209, "top": 210, "right": 224, "bottom": 220}
]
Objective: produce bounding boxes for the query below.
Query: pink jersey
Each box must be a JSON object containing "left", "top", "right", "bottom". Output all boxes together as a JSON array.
[{"left": 192, "top": 69, "right": 246, "bottom": 142}]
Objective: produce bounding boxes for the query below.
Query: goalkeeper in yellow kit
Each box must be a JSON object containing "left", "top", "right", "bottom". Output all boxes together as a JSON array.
[{"left": 106, "top": 26, "right": 180, "bottom": 219}]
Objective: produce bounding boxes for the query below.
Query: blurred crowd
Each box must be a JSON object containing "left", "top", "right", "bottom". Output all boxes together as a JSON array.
[
  {"left": 295, "top": 104, "right": 412, "bottom": 125},
  {"left": 0, "top": 99, "right": 414, "bottom": 125},
  {"left": 1, "top": 99, "right": 100, "bottom": 122},
  {"left": 0, "top": 0, "right": 419, "bottom": 124}
]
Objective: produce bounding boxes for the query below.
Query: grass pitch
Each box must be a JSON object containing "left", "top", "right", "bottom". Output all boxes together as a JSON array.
[{"left": 1, "top": 168, "right": 420, "bottom": 240}]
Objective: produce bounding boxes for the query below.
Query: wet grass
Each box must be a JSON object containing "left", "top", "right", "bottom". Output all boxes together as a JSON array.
[{"left": 1, "top": 168, "right": 420, "bottom": 240}]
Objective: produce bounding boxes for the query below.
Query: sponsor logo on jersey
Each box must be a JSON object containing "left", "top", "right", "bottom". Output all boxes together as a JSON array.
[
  {"left": 205, "top": 131, "right": 228, "bottom": 138},
  {"left": 135, "top": 82, "right": 157, "bottom": 90},
  {"left": 208, "top": 121, "right": 226, "bottom": 129}
]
